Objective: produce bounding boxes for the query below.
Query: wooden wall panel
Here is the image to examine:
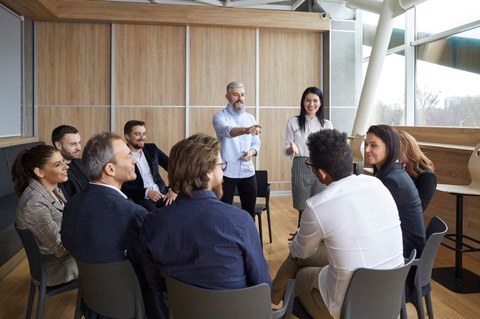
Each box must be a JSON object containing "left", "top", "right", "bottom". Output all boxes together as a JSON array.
[
  {"left": 259, "top": 107, "right": 297, "bottom": 192},
  {"left": 189, "top": 27, "right": 256, "bottom": 106},
  {"left": 260, "top": 30, "right": 321, "bottom": 107},
  {"left": 397, "top": 126, "right": 480, "bottom": 255},
  {"left": 188, "top": 107, "right": 221, "bottom": 137},
  {"left": 37, "top": 107, "right": 110, "bottom": 145},
  {"left": 115, "top": 107, "right": 184, "bottom": 184},
  {"left": 114, "top": 107, "right": 184, "bottom": 155},
  {"left": 396, "top": 126, "right": 480, "bottom": 147},
  {"left": 37, "top": 22, "right": 110, "bottom": 106},
  {"left": 115, "top": 24, "right": 185, "bottom": 106}
]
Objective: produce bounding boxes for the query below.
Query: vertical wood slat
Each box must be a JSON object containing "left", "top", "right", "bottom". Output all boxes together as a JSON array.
[{"left": 35, "top": 21, "right": 324, "bottom": 193}]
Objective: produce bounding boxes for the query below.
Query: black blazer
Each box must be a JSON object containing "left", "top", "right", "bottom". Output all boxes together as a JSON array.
[
  {"left": 121, "top": 143, "right": 169, "bottom": 201},
  {"left": 58, "top": 159, "right": 89, "bottom": 200}
]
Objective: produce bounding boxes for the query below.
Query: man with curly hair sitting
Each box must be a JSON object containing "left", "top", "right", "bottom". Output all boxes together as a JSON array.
[{"left": 271, "top": 129, "right": 404, "bottom": 319}]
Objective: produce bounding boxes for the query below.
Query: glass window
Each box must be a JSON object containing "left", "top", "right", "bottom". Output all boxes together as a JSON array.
[
  {"left": 362, "top": 52, "right": 405, "bottom": 125},
  {"left": 416, "top": 0, "right": 480, "bottom": 37},
  {"left": 415, "top": 28, "right": 480, "bottom": 127},
  {"left": 362, "top": 11, "right": 406, "bottom": 58}
]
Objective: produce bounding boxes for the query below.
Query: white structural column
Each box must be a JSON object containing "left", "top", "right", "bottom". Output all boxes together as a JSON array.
[
  {"left": 348, "top": 0, "right": 426, "bottom": 136},
  {"left": 351, "top": 0, "right": 396, "bottom": 136}
]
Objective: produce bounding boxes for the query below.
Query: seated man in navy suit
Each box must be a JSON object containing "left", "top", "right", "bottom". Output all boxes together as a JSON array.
[
  {"left": 121, "top": 120, "right": 177, "bottom": 211},
  {"left": 51, "top": 125, "right": 89, "bottom": 199},
  {"left": 61, "top": 132, "right": 167, "bottom": 318}
]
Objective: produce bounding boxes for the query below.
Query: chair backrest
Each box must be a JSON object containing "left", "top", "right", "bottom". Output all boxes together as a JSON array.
[
  {"left": 350, "top": 134, "right": 365, "bottom": 164},
  {"left": 76, "top": 259, "right": 144, "bottom": 319},
  {"left": 15, "top": 226, "right": 50, "bottom": 284},
  {"left": 468, "top": 143, "right": 480, "bottom": 188},
  {"left": 166, "top": 276, "right": 294, "bottom": 319},
  {"left": 415, "top": 216, "right": 448, "bottom": 287},
  {"left": 255, "top": 170, "right": 269, "bottom": 199},
  {"left": 340, "top": 249, "right": 416, "bottom": 319}
]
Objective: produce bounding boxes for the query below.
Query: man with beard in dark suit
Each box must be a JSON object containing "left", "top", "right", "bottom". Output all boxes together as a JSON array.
[
  {"left": 51, "top": 125, "right": 89, "bottom": 199},
  {"left": 121, "top": 120, "right": 177, "bottom": 211}
]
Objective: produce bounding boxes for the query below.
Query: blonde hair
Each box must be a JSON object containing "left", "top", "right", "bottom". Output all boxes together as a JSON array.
[{"left": 399, "top": 131, "right": 434, "bottom": 178}]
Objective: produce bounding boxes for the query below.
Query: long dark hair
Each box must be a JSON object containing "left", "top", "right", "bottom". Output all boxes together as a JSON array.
[
  {"left": 11, "top": 145, "right": 58, "bottom": 195},
  {"left": 366, "top": 125, "right": 400, "bottom": 179},
  {"left": 297, "top": 86, "right": 325, "bottom": 131}
]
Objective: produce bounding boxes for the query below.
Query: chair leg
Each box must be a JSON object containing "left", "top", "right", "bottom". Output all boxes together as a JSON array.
[
  {"left": 266, "top": 209, "right": 272, "bottom": 243},
  {"left": 400, "top": 293, "right": 407, "bottom": 319},
  {"left": 257, "top": 214, "right": 263, "bottom": 247},
  {"left": 26, "top": 282, "right": 36, "bottom": 319},
  {"left": 74, "top": 288, "right": 82, "bottom": 319},
  {"left": 425, "top": 292, "right": 434, "bottom": 319},
  {"left": 35, "top": 285, "right": 47, "bottom": 319},
  {"left": 414, "top": 286, "right": 425, "bottom": 319}
]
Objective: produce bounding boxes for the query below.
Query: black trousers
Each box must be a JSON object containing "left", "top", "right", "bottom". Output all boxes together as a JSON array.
[{"left": 221, "top": 175, "right": 257, "bottom": 217}]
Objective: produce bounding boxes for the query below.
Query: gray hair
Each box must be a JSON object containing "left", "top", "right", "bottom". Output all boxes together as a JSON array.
[
  {"left": 226, "top": 81, "right": 244, "bottom": 94},
  {"left": 82, "top": 132, "right": 121, "bottom": 180}
]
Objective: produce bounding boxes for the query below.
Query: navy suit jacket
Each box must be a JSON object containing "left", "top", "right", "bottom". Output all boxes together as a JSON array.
[
  {"left": 121, "top": 143, "right": 169, "bottom": 201},
  {"left": 61, "top": 183, "right": 147, "bottom": 263},
  {"left": 61, "top": 183, "right": 167, "bottom": 318}
]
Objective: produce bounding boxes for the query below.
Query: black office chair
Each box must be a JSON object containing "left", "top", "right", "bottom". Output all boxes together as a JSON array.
[
  {"left": 407, "top": 216, "right": 448, "bottom": 319},
  {"left": 234, "top": 170, "right": 272, "bottom": 245},
  {"left": 166, "top": 276, "right": 295, "bottom": 319},
  {"left": 15, "top": 226, "right": 79, "bottom": 319},
  {"left": 294, "top": 250, "right": 416, "bottom": 319},
  {"left": 75, "top": 259, "right": 145, "bottom": 319}
]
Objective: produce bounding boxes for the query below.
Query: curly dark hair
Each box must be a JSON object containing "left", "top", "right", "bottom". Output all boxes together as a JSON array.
[{"left": 306, "top": 129, "right": 352, "bottom": 181}]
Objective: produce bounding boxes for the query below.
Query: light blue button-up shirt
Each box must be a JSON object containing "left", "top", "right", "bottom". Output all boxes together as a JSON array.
[{"left": 213, "top": 105, "right": 261, "bottom": 179}]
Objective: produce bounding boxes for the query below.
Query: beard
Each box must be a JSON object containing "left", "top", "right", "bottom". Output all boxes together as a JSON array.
[
  {"left": 212, "top": 183, "right": 223, "bottom": 200},
  {"left": 129, "top": 140, "right": 144, "bottom": 150},
  {"left": 229, "top": 102, "right": 245, "bottom": 114}
]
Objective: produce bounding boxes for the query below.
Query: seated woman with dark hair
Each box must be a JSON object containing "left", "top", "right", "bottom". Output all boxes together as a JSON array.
[
  {"left": 11, "top": 144, "right": 78, "bottom": 286},
  {"left": 399, "top": 130, "right": 437, "bottom": 211},
  {"left": 365, "top": 124, "right": 426, "bottom": 302}
]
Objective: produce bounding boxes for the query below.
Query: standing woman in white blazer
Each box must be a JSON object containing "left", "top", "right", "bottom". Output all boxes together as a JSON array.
[{"left": 284, "top": 87, "right": 333, "bottom": 226}]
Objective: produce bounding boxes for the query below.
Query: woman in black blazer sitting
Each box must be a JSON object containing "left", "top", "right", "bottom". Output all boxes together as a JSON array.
[
  {"left": 399, "top": 130, "right": 437, "bottom": 212},
  {"left": 365, "top": 124, "right": 426, "bottom": 302}
]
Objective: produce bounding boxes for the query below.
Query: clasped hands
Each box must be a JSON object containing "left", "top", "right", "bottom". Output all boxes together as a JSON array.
[{"left": 147, "top": 189, "right": 177, "bottom": 206}]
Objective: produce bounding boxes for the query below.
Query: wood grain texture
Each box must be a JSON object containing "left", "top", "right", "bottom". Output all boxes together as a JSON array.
[
  {"left": 397, "top": 126, "right": 480, "bottom": 264},
  {"left": 115, "top": 24, "right": 186, "bottom": 106},
  {"left": 0, "top": 0, "right": 330, "bottom": 31},
  {"left": 260, "top": 30, "right": 322, "bottom": 106},
  {"left": 189, "top": 26, "right": 256, "bottom": 107},
  {"left": 0, "top": 197, "right": 478, "bottom": 319},
  {"left": 37, "top": 106, "right": 110, "bottom": 145},
  {"left": 37, "top": 22, "right": 111, "bottom": 106},
  {"left": 188, "top": 107, "right": 221, "bottom": 138},
  {"left": 258, "top": 107, "right": 298, "bottom": 192}
]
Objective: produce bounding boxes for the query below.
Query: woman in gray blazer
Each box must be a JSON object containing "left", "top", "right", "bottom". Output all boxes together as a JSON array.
[{"left": 11, "top": 144, "right": 78, "bottom": 286}]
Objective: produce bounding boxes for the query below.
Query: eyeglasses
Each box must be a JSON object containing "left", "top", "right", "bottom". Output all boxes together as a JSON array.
[
  {"left": 217, "top": 161, "right": 228, "bottom": 172},
  {"left": 305, "top": 158, "right": 314, "bottom": 169}
]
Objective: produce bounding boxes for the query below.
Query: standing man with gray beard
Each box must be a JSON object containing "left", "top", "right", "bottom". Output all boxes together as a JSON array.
[{"left": 212, "top": 81, "right": 262, "bottom": 218}]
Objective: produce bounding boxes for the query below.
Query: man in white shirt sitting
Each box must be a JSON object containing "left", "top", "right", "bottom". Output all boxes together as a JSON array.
[{"left": 271, "top": 129, "right": 404, "bottom": 319}]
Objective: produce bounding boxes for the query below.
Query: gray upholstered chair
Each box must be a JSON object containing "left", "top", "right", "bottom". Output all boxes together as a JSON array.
[
  {"left": 293, "top": 250, "right": 416, "bottom": 319},
  {"left": 165, "top": 277, "right": 294, "bottom": 319},
  {"left": 15, "top": 226, "right": 79, "bottom": 319},
  {"left": 75, "top": 259, "right": 144, "bottom": 319},
  {"left": 409, "top": 216, "right": 448, "bottom": 319}
]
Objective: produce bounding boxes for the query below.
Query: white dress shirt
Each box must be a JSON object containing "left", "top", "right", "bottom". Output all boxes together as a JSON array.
[{"left": 290, "top": 174, "right": 404, "bottom": 319}]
